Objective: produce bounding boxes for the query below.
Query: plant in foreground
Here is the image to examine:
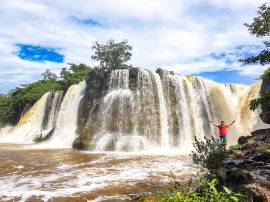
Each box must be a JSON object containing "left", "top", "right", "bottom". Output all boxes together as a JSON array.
[
  {"left": 191, "top": 136, "right": 228, "bottom": 176},
  {"left": 141, "top": 178, "right": 245, "bottom": 202}
]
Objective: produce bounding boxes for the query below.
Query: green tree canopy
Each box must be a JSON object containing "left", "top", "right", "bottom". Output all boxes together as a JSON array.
[
  {"left": 91, "top": 39, "right": 132, "bottom": 70},
  {"left": 42, "top": 69, "right": 58, "bottom": 81},
  {"left": 60, "top": 63, "right": 91, "bottom": 90},
  {"left": 240, "top": 3, "right": 270, "bottom": 111},
  {"left": 240, "top": 3, "right": 270, "bottom": 66},
  {"left": 0, "top": 95, "right": 16, "bottom": 126}
]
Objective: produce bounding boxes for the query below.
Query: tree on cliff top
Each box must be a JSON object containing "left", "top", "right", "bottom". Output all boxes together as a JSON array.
[
  {"left": 42, "top": 69, "right": 58, "bottom": 81},
  {"left": 60, "top": 63, "right": 91, "bottom": 90},
  {"left": 91, "top": 39, "right": 132, "bottom": 70},
  {"left": 240, "top": 3, "right": 270, "bottom": 111}
]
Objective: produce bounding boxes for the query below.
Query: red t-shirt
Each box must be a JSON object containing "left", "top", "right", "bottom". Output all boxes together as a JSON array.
[{"left": 218, "top": 125, "right": 228, "bottom": 136}]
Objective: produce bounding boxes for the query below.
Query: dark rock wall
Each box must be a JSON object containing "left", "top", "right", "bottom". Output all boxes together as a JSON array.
[
  {"left": 77, "top": 69, "right": 111, "bottom": 141},
  {"left": 260, "top": 75, "right": 270, "bottom": 124}
]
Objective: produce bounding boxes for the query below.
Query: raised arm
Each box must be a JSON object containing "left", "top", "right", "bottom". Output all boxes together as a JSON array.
[
  {"left": 228, "top": 120, "right": 236, "bottom": 127},
  {"left": 209, "top": 121, "right": 218, "bottom": 127}
]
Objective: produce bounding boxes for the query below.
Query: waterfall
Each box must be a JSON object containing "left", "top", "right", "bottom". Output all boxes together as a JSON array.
[
  {"left": 42, "top": 81, "right": 86, "bottom": 148},
  {"left": 92, "top": 68, "right": 265, "bottom": 152},
  {"left": 42, "top": 91, "right": 63, "bottom": 135},
  {"left": 0, "top": 68, "right": 265, "bottom": 151},
  {"left": 94, "top": 69, "right": 140, "bottom": 151},
  {"left": 0, "top": 92, "right": 51, "bottom": 143},
  {"left": 153, "top": 72, "right": 169, "bottom": 149},
  {"left": 109, "top": 69, "right": 129, "bottom": 90}
]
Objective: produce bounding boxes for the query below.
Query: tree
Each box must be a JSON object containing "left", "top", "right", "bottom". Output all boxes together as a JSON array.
[
  {"left": 91, "top": 39, "right": 132, "bottom": 70},
  {"left": 240, "top": 3, "right": 270, "bottom": 111},
  {"left": 60, "top": 63, "right": 91, "bottom": 90},
  {"left": 240, "top": 3, "right": 270, "bottom": 66},
  {"left": 0, "top": 94, "right": 16, "bottom": 126},
  {"left": 42, "top": 69, "right": 58, "bottom": 81}
]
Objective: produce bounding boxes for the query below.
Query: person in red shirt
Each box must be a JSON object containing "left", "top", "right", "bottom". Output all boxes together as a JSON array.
[{"left": 209, "top": 120, "right": 236, "bottom": 145}]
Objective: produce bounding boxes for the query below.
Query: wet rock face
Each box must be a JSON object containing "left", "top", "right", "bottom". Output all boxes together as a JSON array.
[
  {"left": 77, "top": 69, "right": 110, "bottom": 141},
  {"left": 251, "top": 128, "right": 270, "bottom": 144},
  {"left": 129, "top": 67, "right": 138, "bottom": 91},
  {"left": 77, "top": 68, "right": 140, "bottom": 143},
  {"left": 222, "top": 128, "right": 270, "bottom": 201},
  {"left": 260, "top": 75, "right": 270, "bottom": 124}
]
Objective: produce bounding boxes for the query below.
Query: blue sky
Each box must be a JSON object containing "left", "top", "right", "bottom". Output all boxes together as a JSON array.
[
  {"left": 0, "top": 0, "right": 267, "bottom": 93},
  {"left": 15, "top": 44, "right": 64, "bottom": 63}
]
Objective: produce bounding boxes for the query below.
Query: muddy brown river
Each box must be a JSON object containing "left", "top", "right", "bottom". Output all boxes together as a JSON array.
[{"left": 0, "top": 144, "right": 198, "bottom": 202}]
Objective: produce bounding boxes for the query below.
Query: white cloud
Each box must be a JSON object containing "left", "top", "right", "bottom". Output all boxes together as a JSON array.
[{"left": 0, "top": 0, "right": 267, "bottom": 92}]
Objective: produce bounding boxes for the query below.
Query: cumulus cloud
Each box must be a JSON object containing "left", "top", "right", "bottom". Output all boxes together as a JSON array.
[{"left": 0, "top": 0, "right": 267, "bottom": 93}]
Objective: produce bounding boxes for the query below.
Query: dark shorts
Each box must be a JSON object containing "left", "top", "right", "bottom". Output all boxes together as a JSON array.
[{"left": 219, "top": 136, "right": 227, "bottom": 144}]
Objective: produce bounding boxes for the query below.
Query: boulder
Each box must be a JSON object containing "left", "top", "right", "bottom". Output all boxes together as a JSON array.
[{"left": 238, "top": 136, "right": 252, "bottom": 145}]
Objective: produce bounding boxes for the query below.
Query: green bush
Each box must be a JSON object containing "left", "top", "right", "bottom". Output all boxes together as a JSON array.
[
  {"left": 0, "top": 95, "right": 16, "bottom": 126},
  {"left": 72, "top": 137, "right": 94, "bottom": 150},
  {"left": 33, "top": 133, "right": 45, "bottom": 143},
  {"left": 191, "top": 137, "right": 228, "bottom": 176},
  {"left": 141, "top": 178, "right": 245, "bottom": 202}
]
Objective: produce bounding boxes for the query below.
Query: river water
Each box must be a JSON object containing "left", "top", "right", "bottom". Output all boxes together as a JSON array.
[{"left": 0, "top": 144, "right": 198, "bottom": 202}]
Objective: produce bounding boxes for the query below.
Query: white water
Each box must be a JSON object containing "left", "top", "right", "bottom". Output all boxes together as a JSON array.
[
  {"left": 0, "top": 92, "right": 51, "bottom": 143},
  {"left": 0, "top": 147, "right": 198, "bottom": 202},
  {"left": 153, "top": 72, "right": 170, "bottom": 149},
  {"left": 93, "top": 68, "right": 265, "bottom": 151},
  {"left": 0, "top": 68, "right": 266, "bottom": 151},
  {"left": 41, "top": 81, "right": 86, "bottom": 148},
  {"left": 109, "top": 69, "right": 129, "bottom": 90},
  {"left": 41, "top": 91, "right": 63, "bottom": 136}
]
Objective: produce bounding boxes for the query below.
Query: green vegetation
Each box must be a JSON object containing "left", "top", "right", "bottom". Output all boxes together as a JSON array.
[
  {"left": 141, "top": 137, "right": 246, "bottom": 202},
  {"left": 0, "top": 79, "right": 62, "bottom": 125},
  {"left": 191, "top": 137, "right": 228, "bottom": 176},
  {"left": 91, "top": 39, "right": 132, "bottom": 70},
  {"left": 33, "top": 133, "right": 46, "bottom": 143},
  {"left": 60, "top": 63, "right": 91, "bottom": 91},
  {"left": 72, "top": 137, "right": 94, "bottom": 150},
  {"left": 141, "top": 178, "right": 245, "bottom": 202},
  {"left": 0, "top": 95, "right": 16, "bottom": 126},
  {"left": 0, "top": 64, "right": 89, "bottom": 126},
  {"left": 239, "top": 3, "right": 270, "bottom": 111},
  {"left": 0, "top": 39, "right": 133, "bottom": 126}
]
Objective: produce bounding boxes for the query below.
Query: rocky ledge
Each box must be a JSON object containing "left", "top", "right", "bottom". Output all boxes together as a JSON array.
[{"left": 221, "top": 128, "right": 270, "bottom": 201}]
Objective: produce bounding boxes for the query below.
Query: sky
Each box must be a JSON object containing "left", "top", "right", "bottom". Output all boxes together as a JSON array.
[{"left": 0, "top": 0, "right": 267, "bottom": 93}]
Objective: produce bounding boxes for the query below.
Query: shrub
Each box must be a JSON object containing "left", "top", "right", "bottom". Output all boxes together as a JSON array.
[
  {"left": 72, "top": 137, "right": 94, "bottom": 150},
  {"left": 33, "top": 133, "right": 45, "bottom": 143},
  {"left": 191, "top": 136, "right": 228, "bottom": 176},
  {"left": 141, "top": 178, "right": 245, "bottom": 202}
]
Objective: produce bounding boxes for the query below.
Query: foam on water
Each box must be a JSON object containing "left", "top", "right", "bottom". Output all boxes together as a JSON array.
[{"left": 0, "top": 148, "right": 197, "bottom": 201}]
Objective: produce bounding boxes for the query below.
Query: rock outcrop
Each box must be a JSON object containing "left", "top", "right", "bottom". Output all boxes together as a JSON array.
[
  {"left": 75, "top": 69, "right": 110, "bottom": 148},
  {"left": 222, "top": 128, "right": 270, "bottom": 201}
]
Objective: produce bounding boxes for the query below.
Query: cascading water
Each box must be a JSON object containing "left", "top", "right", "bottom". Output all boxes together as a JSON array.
[
  {"left": 153, "top": 72, "right": 170, "bottom": 149},
  {"left": 42, "top": 81, "right": 86, "bottom": 148},
  {"left": 0, "top": 68, "right": 266, "bottom": 151},
  {"left": 94, "top": 69, "right": 141, "bottom": 151},
  {"left": 41, "top": 91, "right": 63, "bottom": 136},
  {"left": 0, "top": 92, "right": 51, "bottom": 143},
  {"left": 109, "top": 69, "right": 129, "bottom": 90},
  {"left": 92, "top": 68, "right": 266, "bottom": 152}
]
